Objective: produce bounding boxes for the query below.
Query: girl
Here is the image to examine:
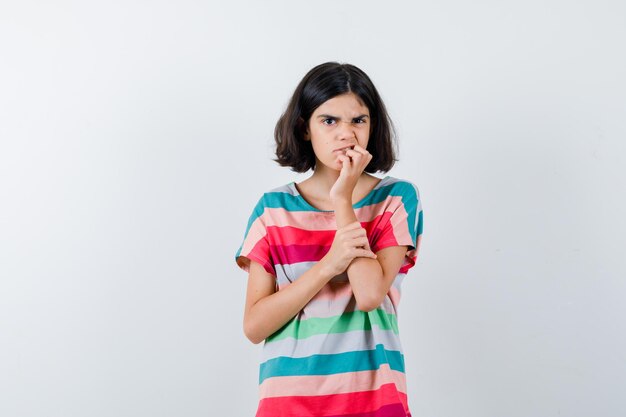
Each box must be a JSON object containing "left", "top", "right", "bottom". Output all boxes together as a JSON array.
[{"left": 235, "top": 62, "right": 423, "bottom": 417}]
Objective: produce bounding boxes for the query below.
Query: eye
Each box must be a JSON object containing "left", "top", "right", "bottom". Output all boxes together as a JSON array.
[
  {"left": 322, "top": 118, "right": 336, "bottom": 126},
  {"left": 353, "top": 118, "right": 367, "bottom": 124}
]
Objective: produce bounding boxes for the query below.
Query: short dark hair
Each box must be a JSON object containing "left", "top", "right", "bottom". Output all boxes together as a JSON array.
[{"left": 274, "top": 62, "right": 397, "bottom": 173}]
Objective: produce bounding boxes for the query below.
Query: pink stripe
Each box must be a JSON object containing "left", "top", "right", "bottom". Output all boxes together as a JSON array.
[
  {"left": 242, "top": 196, "right": 411, "bottom": 265},
  {"left": 388, "top": 286, "right": 401, "bottom": 307},
  {"left": 389, "top": 203, "right": 413, "bottom": 247},
  {"left": 267, "top": 238, "right": 410, "bottom": 268},
  {"left": 259, "top": 364, "right": 407, "bottom": 399},
  {"left": 263, "top": 208, "right": 337, "bottom": 229},
  {"left": 266, "top": 226, "right": 336, "bottom": 246},
  {"left": 256, "top": 383, "right": 408, "bottom": 417},
  {"left": 269, "top": 244, "right": 330, "bottom": 264},
  {"left": 323, "top": 403, "right": 410, "bottom": 417},
  {"left": 240, "top": 217, "right": 268, "bottom": 257},
  {"left": 260, "top": 196, "right": 407, "bottom": 230},
  {"left": 237, "top": 242, "right": 275, "bottom": 276}
]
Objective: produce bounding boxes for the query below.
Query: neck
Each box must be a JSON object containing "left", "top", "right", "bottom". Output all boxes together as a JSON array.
[
  {"left": 308, "top": 165, "right": 374, "bottom": 195},
  {"left": 309, "top": 165, "right": 342, "bottom": 193}
]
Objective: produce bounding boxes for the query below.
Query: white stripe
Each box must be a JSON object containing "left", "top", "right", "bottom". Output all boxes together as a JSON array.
[{"left": 261, "top": 327, "right": 403, "bottom": 361}]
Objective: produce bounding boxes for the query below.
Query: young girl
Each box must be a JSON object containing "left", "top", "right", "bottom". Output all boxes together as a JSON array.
[{"left": 235, "top": 62, "right": 423, "bottom": 417}]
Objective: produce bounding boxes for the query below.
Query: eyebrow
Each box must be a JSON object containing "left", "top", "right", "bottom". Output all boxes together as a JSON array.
[{"left": 316, "top": 114, "right": 370, "bottom": 119}]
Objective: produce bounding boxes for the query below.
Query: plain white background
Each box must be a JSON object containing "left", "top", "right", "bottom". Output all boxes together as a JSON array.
[{"left": 1, "top": 1, "right": 625, "bottom": 416}]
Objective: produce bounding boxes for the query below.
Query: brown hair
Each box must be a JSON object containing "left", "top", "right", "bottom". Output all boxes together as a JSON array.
[{"left": 274, "top": 62, "right": 397, "bottom": 173}]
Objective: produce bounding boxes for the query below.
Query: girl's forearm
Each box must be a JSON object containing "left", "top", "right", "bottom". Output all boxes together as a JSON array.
[
  {"left": 334, "top": 201, "right": 385, "bottom": 311},
  {"left": 346, "top": 257, "right": 384, "bottom": 311},
  {"left": 245, "top": 261, "right": 335, "bottom": 344}
]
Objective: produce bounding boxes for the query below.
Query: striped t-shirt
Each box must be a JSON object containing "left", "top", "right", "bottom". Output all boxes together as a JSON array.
[{"left": 235, "top": 176, "right": 424, "bottom": 417}]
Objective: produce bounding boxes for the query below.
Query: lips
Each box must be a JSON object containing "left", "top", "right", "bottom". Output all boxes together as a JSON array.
[{"left": 333, "top": 144, "right": 356, "bottom": 153}]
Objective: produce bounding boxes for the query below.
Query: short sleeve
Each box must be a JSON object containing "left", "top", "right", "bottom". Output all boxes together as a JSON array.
[
  {"left": 371, "top": 181, "right": 423, "bottom": 273},
  {"left": 235, "top": 196, "right": 276, "bottom": 277}
]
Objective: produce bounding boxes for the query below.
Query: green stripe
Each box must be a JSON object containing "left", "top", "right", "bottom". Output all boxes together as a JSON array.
[
  {"left": 266, "top": 309, "right": 398, "bottom": 344},
  {"left": 259, "top": 343, "right": 405, "bottom": 383}
]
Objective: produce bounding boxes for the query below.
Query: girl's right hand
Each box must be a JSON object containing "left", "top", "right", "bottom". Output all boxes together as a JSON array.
[{"left": 320, "top": 221, "right": 377, "bottom": 277}]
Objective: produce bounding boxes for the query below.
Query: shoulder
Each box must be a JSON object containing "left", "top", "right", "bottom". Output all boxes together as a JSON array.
[
  {"left": 249, "top": 182, "right": 300, "bottom": 214},
  {"left": 376, "top": 176, "right": 421, "bottom": 202}
]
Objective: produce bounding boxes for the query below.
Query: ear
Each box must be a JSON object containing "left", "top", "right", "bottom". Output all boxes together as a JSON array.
[{"left": 298, "top": 117, "right": 310, "bottom": 141}]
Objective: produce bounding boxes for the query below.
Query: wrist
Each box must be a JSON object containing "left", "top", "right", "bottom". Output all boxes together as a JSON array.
[
  {"left": 317, "top": 258, "right": 339, "bottom": 279},
  {"left": 330, "top": 197, "right": 352, "bottom": 208}
]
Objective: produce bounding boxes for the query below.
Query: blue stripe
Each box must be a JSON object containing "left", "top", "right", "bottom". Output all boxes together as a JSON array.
[
  {"left": 235, "top": 196, "right": 267, "bottom": 258},
  {"left": 417, "top": 209, "right": 424, "bottom": 236},
  {"left": 258, "top": 344, "right": 405, "bottom": 384},
  {"left": 261, "top": 180, "right": 417, "bottom": 212}
]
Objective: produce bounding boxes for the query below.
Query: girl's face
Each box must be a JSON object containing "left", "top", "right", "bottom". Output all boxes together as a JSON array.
[{"left": 305, "top": 92, "right": 371, "bottom": 172}]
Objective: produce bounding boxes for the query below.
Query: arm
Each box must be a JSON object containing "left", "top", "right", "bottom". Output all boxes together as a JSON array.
[
  {"left": 242, "top": 224, "right": 375, "bottom": 344},
  {"left": 243, "top": 260, "right": 335, "bottom": 344},
  {"left": 334, "top": 201, "right": 408, "bottom": 311},
  {"left": 347, "top": 245, "right": 408, "bottom": 311}
]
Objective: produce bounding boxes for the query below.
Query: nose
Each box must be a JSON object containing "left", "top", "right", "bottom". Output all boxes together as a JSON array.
[{"left": 336, "top": 120, "right": 357, "bottom": 141}]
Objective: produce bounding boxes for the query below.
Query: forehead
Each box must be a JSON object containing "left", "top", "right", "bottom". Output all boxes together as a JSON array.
[{"left": 312, "top": 92, "right": 370, "bottom": 116}]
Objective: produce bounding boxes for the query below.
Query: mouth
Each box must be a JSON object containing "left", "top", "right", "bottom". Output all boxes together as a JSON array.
[{"left": 333, "top": 144, "right": 356, "bottom": 153}]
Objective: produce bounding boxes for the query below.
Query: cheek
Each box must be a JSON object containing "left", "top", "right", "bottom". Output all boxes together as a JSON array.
[
  {"left": 310, "top": 139, "right": 332, "bottom": 157},
  {"left": 358, "top": 132, "right": 370, "bottom": 148}
]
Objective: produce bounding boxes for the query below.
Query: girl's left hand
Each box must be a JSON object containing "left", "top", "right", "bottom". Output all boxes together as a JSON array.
[{"left": 329, "top": 144, "right": 373, "bottom": 203}]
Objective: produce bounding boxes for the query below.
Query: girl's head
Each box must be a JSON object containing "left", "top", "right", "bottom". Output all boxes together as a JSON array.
[{"left": 274, "top": 62, "right": 397, "bottom": 173}]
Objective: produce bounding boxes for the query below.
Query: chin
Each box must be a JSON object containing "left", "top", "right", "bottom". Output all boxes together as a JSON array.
[{"left": 317, "top": 159, "right": 343, "bottom": 172}]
